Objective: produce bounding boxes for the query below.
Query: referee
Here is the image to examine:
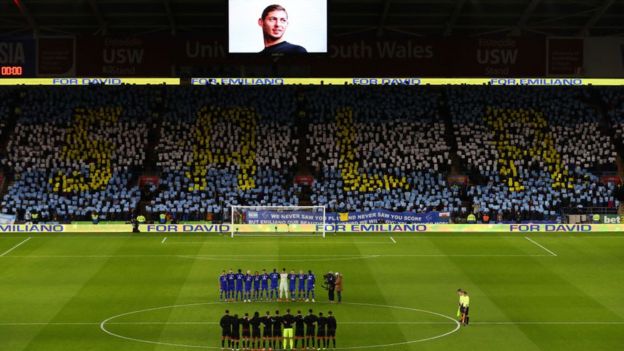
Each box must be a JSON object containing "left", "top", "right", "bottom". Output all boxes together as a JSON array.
[
  {"left": 327, "top": 311, "right": 337, "bottom": 348},
  {"left": 460, "top": 290, "right": 470, "bottom": 326}
]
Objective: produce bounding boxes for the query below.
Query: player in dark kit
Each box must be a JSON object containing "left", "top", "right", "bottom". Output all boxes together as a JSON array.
[
  {"left": 240, "top": 313, "right": 251, "bottom": 349},
  {"left": 303, "top": 309, "right": 318, "bottom": 349},
  {"left": 294, "top": 310, "right": 305, "bottom": 350},
  {"left": 219, "top": 310, "right": 232, "bottom": 350},
  {"left": 327, "top": 311, "right": 337, "bottom": 349},
  {"left": 317, "top": 312, "right": 327, "bottom": 349},
  {"left": 231, "top": 313, "right": 241, "bottom": 350},
  {"left": 261, "top": 311, "right": 273, "bottom": 350},
  {"left": 272, "top": 310, "right": 283, "bottom": 349},
  {"left": 250, "top": 311, "right": 262, "bottom": 350}
]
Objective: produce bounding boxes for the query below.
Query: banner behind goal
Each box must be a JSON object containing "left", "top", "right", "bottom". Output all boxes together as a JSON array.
[{"left": 230, "top": 206, "right": 326, "bottom": 237}]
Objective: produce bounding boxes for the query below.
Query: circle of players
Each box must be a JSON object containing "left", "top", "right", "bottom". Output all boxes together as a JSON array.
[
  {"left": 220, "top": 269, "right": 316, "bottom": 302},
  {"left": 220, "top": 308, "right": 337, "bottom": 351}
]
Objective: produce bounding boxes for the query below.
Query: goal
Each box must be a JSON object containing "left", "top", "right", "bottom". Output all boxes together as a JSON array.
[{"left": 230, "top": 206, "right": 327, "bottom": 238}]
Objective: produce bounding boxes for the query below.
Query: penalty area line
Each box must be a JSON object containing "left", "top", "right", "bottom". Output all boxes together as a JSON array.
[
  {"left": 0, "top": 237, "right": 31, "bottom": 257},
  {"left": 524, "top": 236, "right": 557, "bottom": 257}
]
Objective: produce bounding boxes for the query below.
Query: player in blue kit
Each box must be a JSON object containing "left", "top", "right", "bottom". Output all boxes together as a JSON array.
[
  {"left": 288, "top": 270, "right": 297, "bottom": 301},
  {"left": 235, "top": 269, "right": 244, "bottom": 301},
  {"left": 227, "top": 269, "right": 235, "bottom": 302},
  {"left": 306, "top": 270, "right": 316, "bottom": 302},
  {"left": 297, "top": 270, "right": 307, "bottom": 300},
  {"left": 244, "top": 270, "right": 253, "bottom": 302},
  {"left": 269, "top": 268, "right": 280, "bottom": 301},
  {"left": 260, "top": 269, "right": 269, "bottom": 301},
  {"left": 219, "top": 270, "right": 228, "bottom": 301},
  {"left": 253, "top": 271, "right": 261, "bottom": 301}
]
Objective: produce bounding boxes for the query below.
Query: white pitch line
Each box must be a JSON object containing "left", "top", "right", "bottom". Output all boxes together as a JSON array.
[
  {"left": 390, "top": 236, "right": 396, "bottom": 244},
  {"left": 0, "top": 254, "right": 552, "bottom": 259},
  {"left": 1, "top": 320, "right": 623, "bottom": 327},
  {"left": 161, "top": 237, "right": 167, "bottom": 244},
  {"left": 524, "top": 236, "right": 557, "bottom": 256},
  {"left": 0, "top": 237, "right": 31, "bottom": 257}
]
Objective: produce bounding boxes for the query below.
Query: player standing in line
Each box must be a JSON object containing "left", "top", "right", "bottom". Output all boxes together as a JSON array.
[
  {"left": 288, "top": 270, "right": 297, "bottom": 301},
  {"left": 327, "top": 311, "right": 337, "bottom": 349},
  {"left": 261, "top": 311, "right": 273, "bottom": 351},
  {"left": 250, "top": 311, "right": 262, "bottom": 350},
  {"left": 306, "top": 270, "right": 316, "bottom": 302},
  {"left": 261, "top": 269, "right": 270, "bottom": 301},
  {"left": 219, "top": 310, "right": 232, "bottom": 351},
  {"left": 253, "top": 271, "right": 261, "bottom": 301},
  {"left": 297, "top": 270, "right": 307, "bottom": 301},
  {"left": 241, "top": 313, "right": 251, "bottom": 350},
  {"left": 235, "top": 269, "right": 244, "bottom": 302},
  {"left": 293, "top": 310, "right": 305, "bottom": 350},
  {"left": 244, "top": 270, "right": 253, "bottom": 302},
  {"left": 231, "top": 313, "right": 241, "bottom": 350},
  {"left": 279, "top": 268, "right": 289, "bottom": 302},
  {"left": 304, "top": 309, "right": 318, "bottom": 350},
  {"left": 219, "top": 270, "right": 228, "bottom": 302},
  {"left": 282, "top": 308, "right": 295, "bottom": 350},
  {"left": 316, "top": 312, "right": 327, "bottom": 350},
  {"left": 227, "top": 269, "right": 236, "bottom": 302},
  {"left": 270, "top": 268, "right": 280, "bottom": 301},
  {"left": 272, "top": 310, "right": 283, "bottom": 349}
]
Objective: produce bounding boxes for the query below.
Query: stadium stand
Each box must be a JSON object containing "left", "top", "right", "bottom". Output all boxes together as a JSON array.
[
  {"left": 305, "top": 86, "right": 462, "bottom": 214},
  {"left": 0, "top": 87, "right": 157, "bottom": 221},
  {"left": 450, "top": 86, "right": 619, "bottom": 221},
  {"left": 148, "top": 87, "right": 301, "bottom": 221}
]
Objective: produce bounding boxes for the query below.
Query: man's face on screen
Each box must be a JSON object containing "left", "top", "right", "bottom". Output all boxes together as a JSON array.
[{"left": 259, "top": 10, "right": 288, "bottom": 40}]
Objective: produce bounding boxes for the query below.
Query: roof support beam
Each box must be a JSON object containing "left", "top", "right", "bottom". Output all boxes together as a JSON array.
[
  {"left": 516, "top": 0, "right": 541, "bottom": 31},
  {"left": 87, "top": 0, "right": 107, "bottom": 34},
  {"left": 578, "top": 0, "right": 614, "bottom": 36},
  {"left": 163, "top": 0, "right": 176, "bottom": 35},
  {"left": 12, "top": 0, "right": 38, "bottom": 36},
  {"left": 376, "top": 0, "right": 392, "bottom": 37},
  {"left": 444, "top": 0, "right": 467, "bottom": 36}
]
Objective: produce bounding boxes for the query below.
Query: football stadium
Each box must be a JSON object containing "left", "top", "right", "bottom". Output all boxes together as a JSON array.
[{"left": 1, "top": 1, "right": 624, "bottom": 350}]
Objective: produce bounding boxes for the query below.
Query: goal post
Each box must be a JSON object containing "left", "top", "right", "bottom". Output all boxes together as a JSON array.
[{"left": 230, "top": 205, "right": 326, "bottom": 238}]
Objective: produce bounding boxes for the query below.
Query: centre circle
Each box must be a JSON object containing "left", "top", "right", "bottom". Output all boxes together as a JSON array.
[{"left": 100, "top": 301, "right": 460, "bottom": 349}]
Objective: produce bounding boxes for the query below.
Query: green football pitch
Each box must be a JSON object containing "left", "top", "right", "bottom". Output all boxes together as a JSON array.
[{"left": 0, "top": 232, "right": 623, "bottom": 350}]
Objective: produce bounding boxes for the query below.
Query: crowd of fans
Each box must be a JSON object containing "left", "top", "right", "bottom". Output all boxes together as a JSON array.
[
  {"left": 450, "top": 87, "right": 619, "bottom": 221},
  {"left": 305, "top": 87, "right": 461, "bottom": 214},
  {"left": 0, "top": 87, "right": 157, "bottom": 221},
  {"left": 0, "top": 85, "right": 620, "bottom": 223}
]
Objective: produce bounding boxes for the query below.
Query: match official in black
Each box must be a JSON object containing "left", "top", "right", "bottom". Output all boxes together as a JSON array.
[
  {"left": 304, "top": 309, "right": 318, "bottom": 349},
  {"left": 230, "top": 314, "right": 241, "bottom": 350},
  {"left": 327, "top": 311, "right": 337, "bottom": 348},
  {"left": 219, "top": 310, "right": 232, "bottom": 350},
  {"left": 294, "top": 310, "right": 305, "bottom": 350},
  {"left": 261, "top": 311, "right": 273, "bottom": 350},
  {"left": 317, "top": 312, "right": 328, "bottom": 349},
  {"left": 272, "top": 310, "right": 283, "bottom": 349}
]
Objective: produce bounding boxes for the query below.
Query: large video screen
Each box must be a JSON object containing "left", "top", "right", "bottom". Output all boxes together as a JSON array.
[{"left": 228, "top": 0, "right": 328, "bottom": 54}]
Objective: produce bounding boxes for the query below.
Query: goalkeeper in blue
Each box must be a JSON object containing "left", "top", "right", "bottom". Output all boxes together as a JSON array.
[
  {"left": 306, "top": 270, "right": 316, "bottom": 302},
  {"left": 297, "top": 270, "right": 307, "bottom": 300},
  {"left": 288, "top": 270, "right": 297, "bottom": 301}
]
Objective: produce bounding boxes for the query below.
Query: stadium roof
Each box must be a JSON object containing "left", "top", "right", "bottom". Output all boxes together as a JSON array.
[{"left": 1, "top": 0, "right": 623, "bottom": 38}]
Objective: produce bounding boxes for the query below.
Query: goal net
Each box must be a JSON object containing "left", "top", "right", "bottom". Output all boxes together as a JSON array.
[{"left": 230, "top": 206, "right": 326, "bottom": 238}]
